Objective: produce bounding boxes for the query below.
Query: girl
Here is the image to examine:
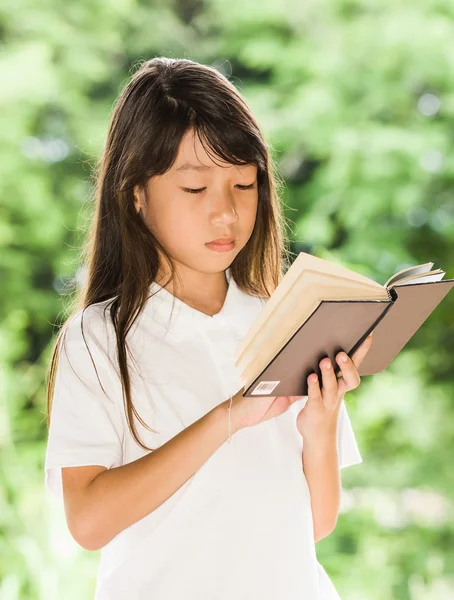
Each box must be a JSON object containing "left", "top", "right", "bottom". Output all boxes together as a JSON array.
[{"left": 44, "top": 57, "right": 373, "bottom": 599}]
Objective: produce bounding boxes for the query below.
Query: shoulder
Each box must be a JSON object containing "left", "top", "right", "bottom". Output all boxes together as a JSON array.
[
  {"left": 52, "top": 300, "right": 125, "bottom": 406},
  {"left": 64, "top": 300, "right": 114, "bottom": 341},
  {"left": 61, "top": 300, "right": 118, "bottom": 370}
]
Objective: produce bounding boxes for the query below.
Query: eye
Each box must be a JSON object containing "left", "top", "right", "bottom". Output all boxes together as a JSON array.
[
  {"left": 182, "top": 183, "right": 256, "bottom": 195},
  {"left": 182, "top": 187, "right": 206, "bottom": 195},
  {"left": 236, "top": 183, "right": 256, "bottom": 191}
]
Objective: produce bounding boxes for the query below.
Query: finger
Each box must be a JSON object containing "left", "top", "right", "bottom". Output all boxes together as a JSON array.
[
  {"left": 351, "top": 332, "right": 374, "bottom": 368},
  {"left": 335, "top": 351, "right": 360, "bottom": 390},
  {"left": 307, "top": 373, "right": 322, "bottom": 401},
  {"left": 319, "top": 357, "right": 338, "bottom": 397}
]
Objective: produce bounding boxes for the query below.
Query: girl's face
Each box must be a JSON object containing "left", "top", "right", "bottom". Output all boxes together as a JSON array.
[{"left": 134, "top": 129, "right": 258, "bottom": 279}]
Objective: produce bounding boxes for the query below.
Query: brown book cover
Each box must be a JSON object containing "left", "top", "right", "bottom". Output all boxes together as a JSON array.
[{"left": 236, "top": 254, "right": 454, "bottom": 397}]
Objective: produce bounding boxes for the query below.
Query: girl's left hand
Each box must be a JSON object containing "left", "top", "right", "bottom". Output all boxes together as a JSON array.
[{"left": 293, "top": 332, "right": 375, "bottom": 441}]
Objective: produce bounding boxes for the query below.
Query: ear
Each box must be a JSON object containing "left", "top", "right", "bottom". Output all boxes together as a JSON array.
[
  {"left": 133, "top": 185, "right": 144, "bottom": 215},
  {"left": 132, "top": 185, "right": 141, "bottom": 212}
]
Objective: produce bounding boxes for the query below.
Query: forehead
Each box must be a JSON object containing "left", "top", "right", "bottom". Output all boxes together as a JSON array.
[{"left": 172, "top": 129, "right": 256, "bottom": 174}]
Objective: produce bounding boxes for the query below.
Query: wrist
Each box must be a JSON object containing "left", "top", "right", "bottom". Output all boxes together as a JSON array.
[
  {"left": 213, "top": 398, "right": 242, "bottom": 441},
  {"left": 302, "top": 432, "right": 339, "bottom": 468},
  {"left": 302, "top": 428, "right": 337, "bottom": 447}
]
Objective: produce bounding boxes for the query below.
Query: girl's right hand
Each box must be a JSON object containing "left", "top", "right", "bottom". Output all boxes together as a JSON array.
[{"left": 223, "top": 385, "right": 303, "bottom": 433}]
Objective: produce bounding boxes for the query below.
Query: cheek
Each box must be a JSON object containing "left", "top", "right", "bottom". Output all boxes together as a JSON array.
[
  {"left": 237, "top": 199, "right": 258, "bottom": 234},
  {"left": 153, "top": 202, "right": 204, "bottom": 247}
]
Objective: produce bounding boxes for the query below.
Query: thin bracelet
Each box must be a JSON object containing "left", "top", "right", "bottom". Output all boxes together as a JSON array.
[{"left": 226, "top": 395, "right": 233, "bottom": 444}]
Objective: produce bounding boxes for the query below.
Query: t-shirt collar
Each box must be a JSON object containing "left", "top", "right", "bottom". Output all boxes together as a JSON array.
[{"left": 145, "top": 267, "right": 260, "bottom": 340}]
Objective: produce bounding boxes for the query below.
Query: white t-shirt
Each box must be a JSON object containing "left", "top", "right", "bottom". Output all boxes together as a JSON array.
[{"left": 44, "top": 267, "right": 363, "bottom": 599}]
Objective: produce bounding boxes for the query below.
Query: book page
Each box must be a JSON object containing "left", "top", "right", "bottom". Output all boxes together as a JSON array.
[
  {"left": 236, "top": 269, "right": 389, "bottom": 383},
  {"left": 388, "top": 270, "right": 444, "bottom": 286},
  {"left": 236, "top": 252, "right": 314, "bottom": 358},
  {"left": 296, "top": 252, "right": 385, "bottom": 289},
  {"left": 385, "top": 262, "right": 434, "bottom": 287},
  {"left": 236, "top": 252, "right": 384, "bottom": 359}
]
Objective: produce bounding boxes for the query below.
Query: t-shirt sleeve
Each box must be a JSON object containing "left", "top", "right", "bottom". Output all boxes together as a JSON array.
[
  {"left": 336, "top": 398, "right": 363, "bottom": 469},
  {"left": 44, "top": 307, "right": 124, "bottom": 500}
]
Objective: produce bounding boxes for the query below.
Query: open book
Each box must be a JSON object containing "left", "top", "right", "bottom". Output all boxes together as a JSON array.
[{"left": 235, "top": 252, "right": 454, "bottom": 397}]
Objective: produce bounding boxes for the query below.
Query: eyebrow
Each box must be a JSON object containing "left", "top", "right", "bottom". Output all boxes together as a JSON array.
[
  {"left": 175, "top": 162, "right": 256, "bottom": 172},
  {"left": 175, "top": 163, "right": 213, "bottom": 172}
]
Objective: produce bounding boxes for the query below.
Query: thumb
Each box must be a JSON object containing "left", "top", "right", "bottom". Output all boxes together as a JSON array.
[{"left": 352, "top": 331, "right": 374, "bottom": 368}]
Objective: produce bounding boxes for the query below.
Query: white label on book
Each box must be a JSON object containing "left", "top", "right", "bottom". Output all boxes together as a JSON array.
[{"left": 251, "top": 381, "right": 280, "bottom": 395}]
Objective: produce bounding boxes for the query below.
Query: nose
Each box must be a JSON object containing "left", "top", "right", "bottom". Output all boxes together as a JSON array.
[{"left": 210, "top": 191, "right": 238, "bottom": 224}]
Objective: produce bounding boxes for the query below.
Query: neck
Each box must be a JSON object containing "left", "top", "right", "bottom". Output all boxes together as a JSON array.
[{"left": 156, "top": 266, "right": 229, "bottom": 317}]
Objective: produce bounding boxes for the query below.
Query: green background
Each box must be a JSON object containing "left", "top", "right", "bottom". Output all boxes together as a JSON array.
[{"left": 1, "top": 0, "right": 454, "bottom": 598}]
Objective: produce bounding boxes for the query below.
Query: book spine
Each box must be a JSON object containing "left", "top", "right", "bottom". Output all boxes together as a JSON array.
[{"left": 386, "top": 286, "right": 398, "bottom": 301}]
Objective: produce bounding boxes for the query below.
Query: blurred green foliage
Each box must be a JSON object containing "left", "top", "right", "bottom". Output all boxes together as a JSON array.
[{"left": 1, "top": 0, "right": 454, "bottom": 598}]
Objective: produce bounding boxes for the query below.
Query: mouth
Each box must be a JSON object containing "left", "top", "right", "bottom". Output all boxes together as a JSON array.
[
  {"left": 205, "top": 239, "right": 236, "bottom": 253},
  {"left": 207, "top": 237, "right": 235, "bottom": 244}
]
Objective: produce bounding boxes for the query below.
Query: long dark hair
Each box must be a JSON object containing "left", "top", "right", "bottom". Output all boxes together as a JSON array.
[{"left": 46, "top": 57, "right": 293, "bottom": 452}]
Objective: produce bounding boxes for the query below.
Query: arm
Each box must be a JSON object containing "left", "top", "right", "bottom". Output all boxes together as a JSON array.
[
  {"left": 66, "top": 401, "right": 231, "bottom": 551},
  {"left": 298, "top": 338, "right": 374, "bottom": 542},
  {"left": 302, "top": 433, "right": 341, "bottom": 543}
]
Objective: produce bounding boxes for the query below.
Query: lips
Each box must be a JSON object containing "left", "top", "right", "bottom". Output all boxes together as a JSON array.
[
  {"left": 207, "top": 238, "right": 235, "bottom": 244},
  {"left": 205, "top": 239, "right": 235, "bottom": 253}
]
